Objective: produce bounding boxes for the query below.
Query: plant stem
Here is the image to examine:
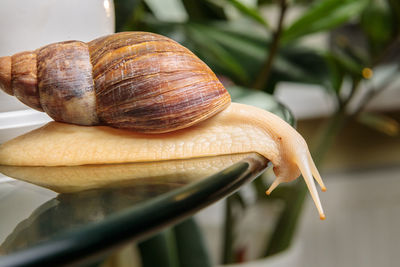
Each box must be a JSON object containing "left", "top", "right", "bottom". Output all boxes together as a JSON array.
[
  {"left": 174, "top": 218, "right": 213, "bottom": 267},
  {"left": 222, "top": 193, "right": 247, "bottom": 264},
  {"left": 311, "top": 107, "right": 349, "bottom": 165},
  {"left": 371, "top": 35, "right": 400, "bottom": 66},
  {"left": 222, "top": 196, "right": 235, "bottom": 264},
  {"left": 352, "top": 66, "right": 399, "bottom": 117},
  {"left": 264, "top": 180, "right": 307, "bottom": 256},
  {"left": 138, "top": 229, "right": 180, "bottom": 267},
  {"left": 339, "top": 78, "right": 360, "bottom": 110},
  {"left": 252, "top": 0, "right": 288, "bottom": 90}
]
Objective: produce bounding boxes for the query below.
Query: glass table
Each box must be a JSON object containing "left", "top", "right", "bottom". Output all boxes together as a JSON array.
[
  {"left": 0, "top": 154, "right": 269, "bottom": 266},
  {"left": 0, "top": 87, "right": 293, "bottom": 266}
]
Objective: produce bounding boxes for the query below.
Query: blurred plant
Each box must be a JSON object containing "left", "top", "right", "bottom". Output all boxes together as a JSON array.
[{"left": 114, "top": 0, "right": 400, "bottom": 264}]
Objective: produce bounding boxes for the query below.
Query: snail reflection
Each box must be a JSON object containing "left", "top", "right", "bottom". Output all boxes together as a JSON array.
[
  {"left": 0, "top": 182, "right": 181, "bottom": 254},
  {"left": 0, "top": 154, "right": 254, "bottom": 193},
  {"left": 0, "top": 153, "right": 266, "bottom": 254}
]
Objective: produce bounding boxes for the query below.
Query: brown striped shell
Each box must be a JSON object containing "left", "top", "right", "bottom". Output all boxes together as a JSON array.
[{"left": 0, "top": 32, "right": 231, "bottom": 133}]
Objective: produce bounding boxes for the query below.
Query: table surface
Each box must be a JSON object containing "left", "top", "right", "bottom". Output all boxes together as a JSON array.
[{"left": 0, "top": 87, "right": 293, "bottom": 266}]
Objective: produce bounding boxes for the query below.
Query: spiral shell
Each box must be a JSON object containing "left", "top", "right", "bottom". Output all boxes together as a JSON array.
[{"left": 0, "top": 32, "right": 231, "bottom": 133}]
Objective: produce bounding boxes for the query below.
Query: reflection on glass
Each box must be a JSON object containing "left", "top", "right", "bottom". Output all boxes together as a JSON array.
[
  {"left": 0, "top": 153, "right": 268, "bottom": 255},
  {"left": 0, "top": 154, "right": 255, "bottom": 193},
  {"left": 0, "top": 182, "right": 178, "bottom": 254}
]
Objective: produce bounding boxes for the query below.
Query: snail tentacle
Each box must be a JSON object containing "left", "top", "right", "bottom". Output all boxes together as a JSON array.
[
  {"left": 308, "top": 151, "right": 326, "bottom": 191},
  {"left": 295, "top": 151, "right": 326, "bottom": 220},
  {"left": 266, "top": 144, "right": 325, "bottom": 220}
]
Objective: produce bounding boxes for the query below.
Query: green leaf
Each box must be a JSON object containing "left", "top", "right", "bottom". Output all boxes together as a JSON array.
[
  {"left": 257, "top": 0, "right": 274, "bottom": 4},
  {"left": 173, "top": 218, "right": 212, "bottom": 267},
  {"left": 139, "top": 218, "right": 213, "bottom": 267},
  {"left": 325, "top": 51, "right": 364, "bottom": 78},
  {"left": 137, "top": 19, "right": 331, "bottom": 91},
  {"left": 325, "top": 53, "right": 345, "bottom": 94},
  {"left": 182, "top": 0, "right": 227, "bottom": 21},
  {"left": 274, "top": 46, "right": 331, "bottom": 88},
  {"left": 264, "top": 180, "right": 308, "bottom": 256},
  {"left": 225, "top": 0, "right": 269, "bottom": 28},
  {"left": 282, "top": 0, "right": 369, "bottom": 43},
  {"left": 144, "top": 0, "right": 188, "bottom": 22},
  {"left": 186, "top": 24, "right": 250, "bottom": 83},
  {"left": 192, "top": 24, "right": 331, "bottom": 91},
  {"left": 387, "top": 0, "right": 400, "bottom": 34},
  {"left": 184, "top": 22, "right": 273, "bottom": 85},
  {"left": 138, "top": 229, "right": 180, "bottom": 267},
  {"left": 138, "top": 16, "right": 183, "bottom": 37},
  {"left": 114, "top": 0, "right": 143, "bottom": 31},
  {"left": 190, "top": 23, "right": 267, "bottom": 60},
  {"left": 361, "top": 0, "right": 396, "bottom": 56}
]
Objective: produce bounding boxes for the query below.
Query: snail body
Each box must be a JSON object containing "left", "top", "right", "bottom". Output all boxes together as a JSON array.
[
  {"left": 0, "top": 32, "right": 230, "bottom": 133},
  {"left": 0, "top": 103, "right": 326, "bottom": 219},
  {"left": 0, "top": 32, "right": 326, "bottom": 219}
]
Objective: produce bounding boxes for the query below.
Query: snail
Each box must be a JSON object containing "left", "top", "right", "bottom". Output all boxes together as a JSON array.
[{"left": 0, "top": 32, "right": 326, "bottom": 219}]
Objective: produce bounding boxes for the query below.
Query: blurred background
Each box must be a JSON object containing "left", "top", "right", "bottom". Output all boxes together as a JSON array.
[
  {"left": 1, "top": 0, "right": 400, "bottom": 266},
  {"left": 110, "top": 0, "right": 400, "bottom": 266}
]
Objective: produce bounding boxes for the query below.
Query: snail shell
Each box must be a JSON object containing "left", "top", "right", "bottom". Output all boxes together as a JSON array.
[{"left": 0, "top": 32, "right": 231, "bottom": 133}]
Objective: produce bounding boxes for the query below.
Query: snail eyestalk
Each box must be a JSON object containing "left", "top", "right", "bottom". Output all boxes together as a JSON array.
[
  {"left": 296, "top": 153, "right": 326, "bottom": 220},
  {"left": 266, "top": 145, "right": 326, "bottom": 220}
]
